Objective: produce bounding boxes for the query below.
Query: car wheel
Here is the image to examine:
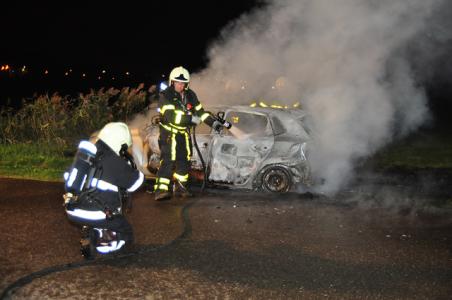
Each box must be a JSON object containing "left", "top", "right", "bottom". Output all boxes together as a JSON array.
[{"left": 260, "top": 166, "right": 292, "bottom": 193}]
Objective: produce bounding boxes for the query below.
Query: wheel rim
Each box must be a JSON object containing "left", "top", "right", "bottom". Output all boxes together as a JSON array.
[{"left": 263, "top": 168, "right": 290, "bottom": 193}]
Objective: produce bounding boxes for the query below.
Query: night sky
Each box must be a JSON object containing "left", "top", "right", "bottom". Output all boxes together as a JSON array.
[
  {"left": 0, "top": 1, "right": 451, "bottom": 127},
  {"left": 0, "top": 1, "right": 260, "bottom": 100}
]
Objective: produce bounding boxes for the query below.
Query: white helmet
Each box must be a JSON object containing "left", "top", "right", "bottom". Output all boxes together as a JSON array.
[
  {"left": 169, "top": 66, "right": 190, "bottom": 85},
  {"left": 98, "top": 122, "right": 132, "bottom": 156}
]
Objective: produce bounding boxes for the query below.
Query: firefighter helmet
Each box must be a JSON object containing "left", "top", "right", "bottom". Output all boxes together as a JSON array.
[
  {"left": 169, "top": 66, "right": 190, "bottom": 84},
  {"left": 98, "top": 122, "right": 132, "bottom": 156}
]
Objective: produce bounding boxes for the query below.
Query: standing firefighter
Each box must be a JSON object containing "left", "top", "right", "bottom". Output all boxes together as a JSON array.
[
  {"left": 63, "top": 122, "right": 144, "bottom": 258},
  {"left": 154, "top": 66, "right": 227, "bottom": 201}
]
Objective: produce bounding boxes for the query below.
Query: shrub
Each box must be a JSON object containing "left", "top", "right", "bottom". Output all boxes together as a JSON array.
[{"left": 0, "top": 84, "right": 150, "bottom": 152}]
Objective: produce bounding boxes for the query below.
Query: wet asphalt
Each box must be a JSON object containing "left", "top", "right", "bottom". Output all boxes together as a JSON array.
[{"left": 0, "top": 177, "right": 451, "bottom": 299}]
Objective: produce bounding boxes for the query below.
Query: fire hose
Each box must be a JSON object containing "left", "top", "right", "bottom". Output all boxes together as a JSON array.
[
  {"left": 191, "top": 111, "right": 232, "bottom": 193},
  {"left": 1, "top": 112, "right": 232, "bottom": 298},
  {"left": 0, "top": 199, "right": 195, "bottom": 299}
]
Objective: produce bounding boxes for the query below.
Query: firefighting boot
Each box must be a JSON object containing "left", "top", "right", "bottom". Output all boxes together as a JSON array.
[
  {"left": 94, "top": 229, "right": 117, "bottom": 246},
  {"left": 80, "top": 226, "right": 97, "bottom": 260},
  {"left": 174, "top": 180, "right": 194, "bottom": 198},
  {"left": 154, "top": 190, "right": 172, "bottom": 201}
]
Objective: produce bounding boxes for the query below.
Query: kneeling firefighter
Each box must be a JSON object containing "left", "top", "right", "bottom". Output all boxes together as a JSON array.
[
  {"left": 154, "top": 66, "right": 231, "bottom": 201},
  {"left": 63, "top": 122, "right": 144, "bottom": 257}
]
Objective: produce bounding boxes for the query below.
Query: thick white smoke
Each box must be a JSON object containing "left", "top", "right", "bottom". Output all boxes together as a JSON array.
[{"left": 191, "top": 0, "right": 445, "bottom": 194}]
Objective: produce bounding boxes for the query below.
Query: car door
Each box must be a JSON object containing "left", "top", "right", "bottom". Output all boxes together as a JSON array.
[{"left": 207, "top": 110, "right": 274, "bottom": 186}]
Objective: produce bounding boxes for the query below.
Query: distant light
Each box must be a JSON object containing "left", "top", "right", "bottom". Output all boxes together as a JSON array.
[
  {"left": 21, "top": 65, "right": 26, "bottom": 72},
  {"left": 69, "top": 69, "right": 73, "bottom": 73},
  {"left": 112, "top": 77, "right": 115, "bottom": 80},
  {"left": 0, "top": 66, "right": 4, "bottom": 71},
  {"left": 44, "top": 70, "right": 49, "bottom": 75},
  {"left": 159, "top": 81, "right": 168, "bottom": 91},
  {"left": 249, "top": 102, "right": 257, "bottom": 107},
  {"left": 259, "top": 102, "right": 268, "bottom": 108},
  {"left": 271, "top": 86, "right": 275, "bottom": 89},
  {"left": 161, "top": 74, "right": 165, "bottom": 77},
  {"left": 65, "top": 72, "right": 69, "bottom": 76},
  {"left": 102, "top": 70, "right": 106, "bottom": 74},
  {"left": 98, "top": 76, "right": 102, "bottom": 80},
  {"left": 125, "top": 71, "right": 130, "bottom": 76},
  {"left": 82, "top": 73, "right": 86, "bottom": 78},
  {"left": 241, "top": 86, "right": 245, "bottom": 90}
]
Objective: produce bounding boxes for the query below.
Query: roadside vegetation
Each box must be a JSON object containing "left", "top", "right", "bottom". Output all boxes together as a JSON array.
[
  {"left": 0, "top": 143, "right": 71, "bottom": 181},
  {"left": 1, "top": 86, "right": 451, "bottom": 181},
  {"left": 370, "top": 129, "right": 452, "bottom": 170},
  {"left": 0, "top": 85, "right": 152, "bottom": 180}
]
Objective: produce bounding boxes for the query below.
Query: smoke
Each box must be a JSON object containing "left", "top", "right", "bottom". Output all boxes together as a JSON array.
[{"left": 191, "top": 0, "right": 447, "bottom": 194}]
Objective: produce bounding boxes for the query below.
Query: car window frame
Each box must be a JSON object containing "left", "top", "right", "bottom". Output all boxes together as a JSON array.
[
  {"left": 224, "top": 109, "right": 273, "bottom": 138},
  {"left": 269, "top": 115, "right": 286, "bottom": 136}
]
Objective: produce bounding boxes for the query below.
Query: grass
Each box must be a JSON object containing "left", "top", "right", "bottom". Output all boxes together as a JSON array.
[
  {"left": 0, "top": 85, "right": 150, "bottom": 181},
  {"left": 370, "top": 130, "right": 452, "bottom": 170},
  {"left": 0, "top": 143, "right": 72, "bottom": 181},
  {"left": 1, "top": 129, "right": 451, "bottom": 182}
]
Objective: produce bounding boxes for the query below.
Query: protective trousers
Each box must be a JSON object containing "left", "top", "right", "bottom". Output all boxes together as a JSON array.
[
  {"left": 154, "top": 127, "right": 192, "bottom": 192},
  {"left": 67, "top": 209, "right": 134, "bottom": 244}
]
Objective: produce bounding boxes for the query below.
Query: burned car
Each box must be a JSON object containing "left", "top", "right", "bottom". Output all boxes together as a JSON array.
[{"left": 135, "top": 105, "right": 313, "bottom": 193}]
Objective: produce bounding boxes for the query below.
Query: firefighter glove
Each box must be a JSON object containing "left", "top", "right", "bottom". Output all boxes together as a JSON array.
[{"left": 191, "top": 115, "right": 201, "bottom": 125}]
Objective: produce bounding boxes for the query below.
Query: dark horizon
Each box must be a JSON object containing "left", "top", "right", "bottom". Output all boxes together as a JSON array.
[
  {"left": 1, "top": 1, "right": 451, "bottom": 129},
  {"left": 0, "top": 1, "right": 261, "bottom": 101}
]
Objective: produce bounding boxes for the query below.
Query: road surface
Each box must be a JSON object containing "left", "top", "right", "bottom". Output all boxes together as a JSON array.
[{"left": 0, "top": 176, "right": 451, "bottom": 299}]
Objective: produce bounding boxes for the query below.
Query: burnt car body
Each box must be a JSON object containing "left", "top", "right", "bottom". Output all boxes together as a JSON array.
[{"left": 138, "top": 105, "right": 314, "bottom": 193}]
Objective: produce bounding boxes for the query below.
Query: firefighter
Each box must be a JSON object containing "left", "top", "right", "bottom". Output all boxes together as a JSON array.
[
  {"left": 63, "top": 122, "right": 144, "bottom": 255},
  {"left": 154, "top": 66, "right": 226, "bottom": 201}
]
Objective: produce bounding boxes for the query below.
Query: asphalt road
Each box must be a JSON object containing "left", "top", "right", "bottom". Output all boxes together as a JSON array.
[{"left": 0, "top": 177, "right": 451, "bottom": 299}]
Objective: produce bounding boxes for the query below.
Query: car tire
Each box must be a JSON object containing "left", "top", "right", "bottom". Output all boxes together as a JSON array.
[{"left": 258, "top": 165, "right": 292, "bottom": 193}]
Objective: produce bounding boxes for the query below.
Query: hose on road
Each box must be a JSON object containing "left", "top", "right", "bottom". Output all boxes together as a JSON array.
[{"left": 0, "top": 199, "right": 195, "bottom": 299}]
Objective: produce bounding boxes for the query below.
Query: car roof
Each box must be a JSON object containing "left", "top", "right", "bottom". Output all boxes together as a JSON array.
[{"left": 217, "top": 105, "right": 309, "bottom": 120}]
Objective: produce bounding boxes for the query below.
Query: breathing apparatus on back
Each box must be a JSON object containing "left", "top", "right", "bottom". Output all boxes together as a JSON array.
[{"left": 63, "top": 122, "right": 135, "bottom": 208}]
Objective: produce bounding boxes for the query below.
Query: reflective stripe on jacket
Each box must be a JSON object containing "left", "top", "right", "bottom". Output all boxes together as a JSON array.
[{"left": 158, "top": 86, "right": 215, "bottom": 132}]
